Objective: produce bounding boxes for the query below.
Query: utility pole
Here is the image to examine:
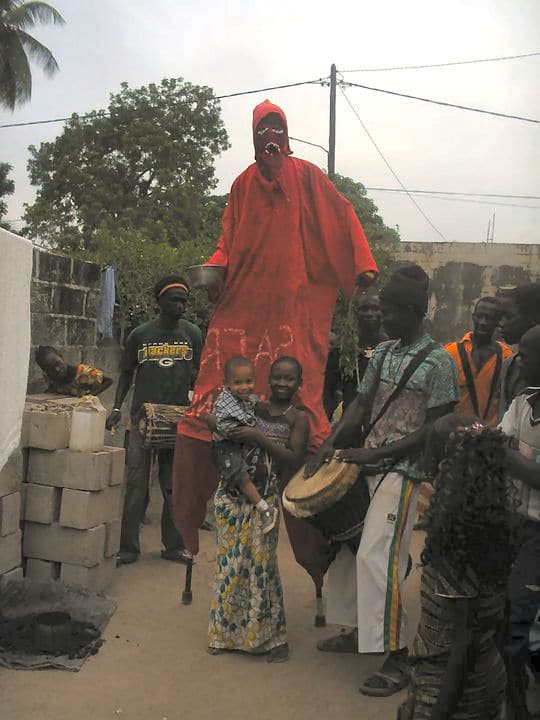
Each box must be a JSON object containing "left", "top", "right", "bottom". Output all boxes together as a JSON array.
[{"left": 328, "top": 63, "right": 337, "bottom": 179}]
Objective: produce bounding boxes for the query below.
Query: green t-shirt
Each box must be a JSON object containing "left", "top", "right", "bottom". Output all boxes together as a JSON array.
[{"left": 121, "top": 318, "right": 203, "bottom": 418}]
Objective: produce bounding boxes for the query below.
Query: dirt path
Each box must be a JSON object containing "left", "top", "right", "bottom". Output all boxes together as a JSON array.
[{"left": 2, "top": 491, "right": 423, "bottom": 720}]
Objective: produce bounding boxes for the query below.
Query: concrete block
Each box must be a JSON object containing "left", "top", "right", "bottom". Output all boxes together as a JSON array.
[
  {"left": 71, "top": 258, "right": 100, "bottom": 288},
  {"left": 0, "top": 566, "right": 23, "bottom": 582},
  {"left": 0, "top": 451, "right": 23, "bottom": 497},
  {"left": 20, "top": 483, "right": 26, "bottom": 521},
  {"left": 0, "top": 530, "right": 22, "bottom": 575},
  {"left": 60, "top": 557, "right": 116, "bottom": 593},
  {"left": 25, "top": 557, "right": 60, "bottom": 580},
  {"left": 36, "top": 249, "right": 71, "bottom": 283},
  {"left": 0, "top": 493, "right": 21, "bottom": 536},
  {"left": 67, "top": 318, "right": 96, "bottom": 346},
  {"left": 30, "top": 313, "right": 67, "bottom": 348},
  {"left": 52, "top": 285, "right": 85, "bottom": 316},
  {"left": 104, "top": 519, "right": 121, "bottom": 558},
  {"left": 104, "top": 446, "right": 125, "bottom": 486},
  {"left": 31, "top": 280, "right": 52, "bottom": 313},
  {"left": 23, "top": 523, "right": 106, "bottom": 568},
  {"left": 28, "top": 448, "right": 110, "bottom": 491},
  {"left": 21, "top": 408, "right": 71, "bottom": 450},
  {"left": 24, "top": 483, "right": 61, "bottom": 524},
  {"left": 59, "top": 485, "right": 123, "bottom": 530}
]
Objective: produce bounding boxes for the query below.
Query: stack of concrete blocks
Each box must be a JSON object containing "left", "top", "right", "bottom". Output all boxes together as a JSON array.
[
  {"left": 21, "top": 397, "right": 125, "bottom": 593},
  {"left": 0, "top": 451, "right": 24, "bottom": 581}
]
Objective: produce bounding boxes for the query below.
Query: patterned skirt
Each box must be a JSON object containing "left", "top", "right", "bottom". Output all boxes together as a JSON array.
[{"left": 207, "top": 485, "right": 287, "bottom": 653}]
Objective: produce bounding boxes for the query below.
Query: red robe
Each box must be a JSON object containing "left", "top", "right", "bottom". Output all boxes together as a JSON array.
[
  {"left": 180, "top": 158, "right": 376, "bottom": 449},
  {"left": 173, "top": 102, "right": 377, "bottom": 558}
]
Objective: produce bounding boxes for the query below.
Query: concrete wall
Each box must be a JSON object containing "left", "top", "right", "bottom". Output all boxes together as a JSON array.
[
  {"left": 396, "top": 242, "right": 540, "bottom": 342},
  {"left": 28, "top": 248, "right": 121, "bottom": 394}
]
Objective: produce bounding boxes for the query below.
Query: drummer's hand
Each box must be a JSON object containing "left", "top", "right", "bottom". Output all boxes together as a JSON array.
[
  {"left": 228, "top": 427, "right": 263, "bottom": 445},
  {"left": 106, "top": 409, "right": 121, "bottom": 431},
  {"left": 304, "top": 446, "right": 334, "bottom": 478},
  {"left": 336, "top": 447, "right": 379, "bottom": 465},
  {"left": 204, "top": 413, "right": 217, "bottom": 431}
]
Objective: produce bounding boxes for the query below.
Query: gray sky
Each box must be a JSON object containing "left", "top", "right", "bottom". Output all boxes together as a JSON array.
[{"left": 1, "top": 0, "right": 539, "bottom": 244}]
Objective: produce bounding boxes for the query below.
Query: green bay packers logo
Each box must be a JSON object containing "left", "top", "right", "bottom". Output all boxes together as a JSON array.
[{"left": 138, "top": 342, "right": 193, "bottom": 366}]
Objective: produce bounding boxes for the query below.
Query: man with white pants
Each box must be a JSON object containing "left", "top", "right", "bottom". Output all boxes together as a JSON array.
[{"left": 307, "top": 264, "right": 459, "bottom": 697}]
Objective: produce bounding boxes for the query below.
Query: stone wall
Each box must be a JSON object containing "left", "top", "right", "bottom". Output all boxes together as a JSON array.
[
  {"left": 28, "top": 249, "right": 121, "bottom": 394},
  {"left": 396, "top": 242, "right": 540, "bottom": 343}
]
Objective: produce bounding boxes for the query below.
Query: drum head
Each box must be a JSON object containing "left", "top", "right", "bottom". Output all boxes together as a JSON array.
[{"left": 284, "top": 458, "right": 358, "bottom": 507}]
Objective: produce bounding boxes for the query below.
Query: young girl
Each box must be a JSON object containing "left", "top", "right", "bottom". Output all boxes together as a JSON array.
[
  {"left": 399, "top": 414, "right": 520, "bottom": 720},
  {"left": 207, "top": 356, "right": 309, "bottom": 663}
]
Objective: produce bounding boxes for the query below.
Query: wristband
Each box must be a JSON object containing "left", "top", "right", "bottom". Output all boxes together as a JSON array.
[{"left": 112, "top": 407, "right": 122, "bottom": 412}]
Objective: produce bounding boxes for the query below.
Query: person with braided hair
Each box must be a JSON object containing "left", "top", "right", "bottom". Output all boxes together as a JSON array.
[
  {"left": 500, "top": 325, "right": 540, "bottom": 719},
  {"left": 399, "top": 415, "right": 520, "bottom": 720}
]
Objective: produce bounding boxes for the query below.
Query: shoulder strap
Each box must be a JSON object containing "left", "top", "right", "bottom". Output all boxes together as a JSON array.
[
  {"left": 483, "top": 343, "right": 503, "bottom": 421},
  {"left": 364, "top": 341, "right": 438, "bottom": 438},
  {"left": 458, "top": 341, "right": 503, "bottom": 421},
  {"left": 361, "top": 344, "right": 391, "bottom": 431},
  {"left": 457, "top": 341, "right": 479, "bottom": 417}
]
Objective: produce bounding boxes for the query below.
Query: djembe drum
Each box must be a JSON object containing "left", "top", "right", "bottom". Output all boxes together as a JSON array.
[
  {"left": 283, "top": 457, "right": 370, "bottom": 553},
  {"left": 137, "top": 403, "right": 186, "bottom": 450}
]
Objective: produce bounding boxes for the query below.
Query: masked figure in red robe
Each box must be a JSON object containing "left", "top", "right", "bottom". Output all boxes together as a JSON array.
[{"left": 172, "top": 100, "right": 377, "bottom": 579}]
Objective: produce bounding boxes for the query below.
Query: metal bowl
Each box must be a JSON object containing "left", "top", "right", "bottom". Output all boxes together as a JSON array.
[{"left": 186, "top": 264, "right": 225, "bottom": 289}]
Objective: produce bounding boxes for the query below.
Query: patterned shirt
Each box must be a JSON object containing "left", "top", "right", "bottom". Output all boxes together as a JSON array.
[
  {"left": 359, "top": 334, "right": 459, "bottom": 482},
  {"left": 499, "top": 391, "right": 540, "bottom": 522},
  {"left": 213, "top": 389, "right": 258, "bottom": 441},
  {"left": 46, "top": 363, "right": 104, "bottom": 397}
]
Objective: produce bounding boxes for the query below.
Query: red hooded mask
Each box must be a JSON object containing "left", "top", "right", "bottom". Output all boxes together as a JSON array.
[{"left": 252, "top": 99, "right": 292, "bottom": 177}]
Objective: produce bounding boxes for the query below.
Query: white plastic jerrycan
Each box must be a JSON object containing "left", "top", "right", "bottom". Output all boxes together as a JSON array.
[{"left": 69, "top": 395, "right": 107, "bottom": 452}]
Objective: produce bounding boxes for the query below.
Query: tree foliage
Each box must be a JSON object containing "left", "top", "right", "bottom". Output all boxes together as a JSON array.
[
  {"left": 0, "top": 161, "right": 15, "bottom": 229},
  {"left": 332, "top": 174, "right": 400, "bottom": 375},
  {"left": 87, "top": 196, "right": 227, "bottom": 341},
  {"left": 24, "top": 78, "right": 230, "bottom": 251},
  {"left": 0, "top": 0, "right": 64, "bottom": 111}
]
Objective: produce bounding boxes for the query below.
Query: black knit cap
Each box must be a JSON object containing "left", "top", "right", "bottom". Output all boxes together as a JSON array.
[
  {"left": 154, "top": 274, "right": 190, "bottom": 300},
  {"left": 380, "top": 263, "right": 430, "bottom": 316}
]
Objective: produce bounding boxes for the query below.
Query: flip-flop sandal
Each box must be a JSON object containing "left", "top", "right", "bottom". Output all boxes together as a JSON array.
[
  {"left": 359, "top": 669, "right": 409, "bottom": 697},
  {"left": 317, "top": 629, "right": 358, "bottom": 653}
]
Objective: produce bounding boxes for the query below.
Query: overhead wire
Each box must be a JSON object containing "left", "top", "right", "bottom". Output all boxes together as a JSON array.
[
  {"left": 340, "top": 51, "right": 540, "bottom": 73},
  {"left": 341, "top": 80, "right": 540, "bottom": 124},
  {"left": 365, "top": 192, "right": 540, "bottom": 210},
  {"left": 362, "top": 188, "right": 540, "bottom": 200},
  {"left": 338, "top": 84, "right": 450, "bottom": 241},
  {"left": 0, "top": 78, "right": 327, "bottom": 129}
]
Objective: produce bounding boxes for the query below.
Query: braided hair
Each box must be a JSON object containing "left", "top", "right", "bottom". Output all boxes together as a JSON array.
[{"left": 421, "top": 423, "right": 520, "bottom": 590}]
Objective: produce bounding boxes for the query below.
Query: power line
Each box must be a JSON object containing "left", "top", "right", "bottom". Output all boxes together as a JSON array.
[
  {"left": 342, "top": 80, "right": 540, "bottom": 124},
  {"left": 339, "top": 86, "right": 450, "bottom": 242},
  {"left": 7, "top": 187, "right": 540, "bottom": 224},
  {"left": 364, "top": 188, "right": 540, "bottom": 201},
  {"left": 340, "top": 51, "right": 540, "bottom": 73},
  {"left": 0, "top": 78, "right": 327, "bottom": 130},
  {"left": 365, "top": 190, "right": 540, "bottom": 210}
]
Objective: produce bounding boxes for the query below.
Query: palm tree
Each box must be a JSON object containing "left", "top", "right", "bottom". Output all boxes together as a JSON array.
[{"left": 0, "top": 0, "right": 65, "bottom": 111}]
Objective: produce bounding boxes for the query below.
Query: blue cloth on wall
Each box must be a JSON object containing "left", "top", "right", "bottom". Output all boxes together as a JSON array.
[{"left": 97, "top": 266, "right": 115, "bottom": 338}]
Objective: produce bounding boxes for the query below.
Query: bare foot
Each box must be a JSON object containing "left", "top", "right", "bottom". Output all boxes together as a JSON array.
[{"left": 267, "top": 643, "right": 289, "bottom": 663}]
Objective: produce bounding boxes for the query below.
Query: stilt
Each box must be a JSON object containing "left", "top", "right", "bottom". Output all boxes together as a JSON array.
[
  {"left": 181, "top": 560, "right": 193, "bottom": 605},
  {"left": 314, "top": 580, "right": 326, "bottom": 627}
]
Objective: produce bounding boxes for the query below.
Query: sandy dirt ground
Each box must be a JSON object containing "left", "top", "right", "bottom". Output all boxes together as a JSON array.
[{"left": 1, "top": 484, "right": 428, "bottom": 720}]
